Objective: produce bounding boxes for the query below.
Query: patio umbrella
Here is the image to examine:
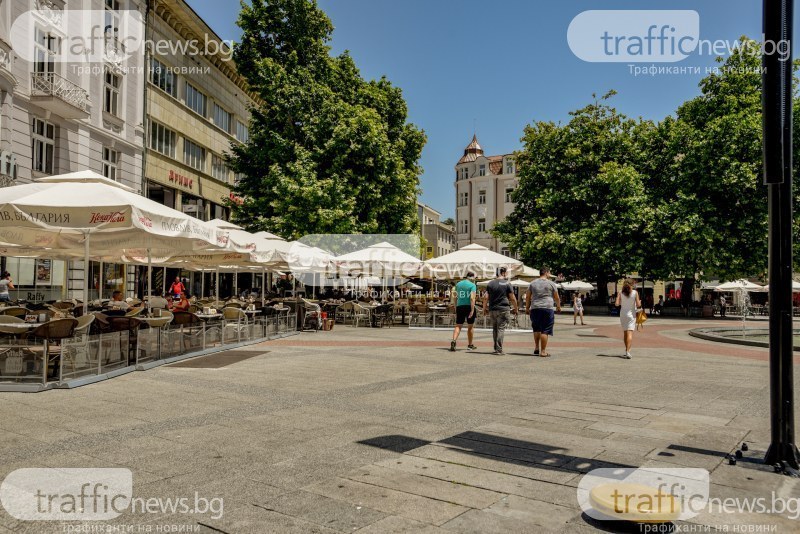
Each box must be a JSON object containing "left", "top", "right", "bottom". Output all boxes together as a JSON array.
[
  {"left": 561, "top": 281, "right": 595, "bottom": 291},
  {"left": 763, "top": 281, "right": 800, "bottom": 292},
  {"left": 335, "top": 242, "right": 422, "bottom": 278},
  {"left": 715, "top": 280, "right": 766, "bottom": 292},
  {"left": 0, "top": 171, "right": 228, "bottom": 310},
  {"left": 424, "top": 243, "right": 523, "bottom": 279}
]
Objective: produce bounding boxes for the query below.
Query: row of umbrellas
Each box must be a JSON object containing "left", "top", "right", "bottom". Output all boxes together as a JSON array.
[{"left": 0, "top": 171, "right": 543, "bottom": 304}]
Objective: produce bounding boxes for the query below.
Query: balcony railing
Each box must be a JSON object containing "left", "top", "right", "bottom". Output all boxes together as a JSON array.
[{"left": 30, "top": 72, "right": 89, "bottom": 113}]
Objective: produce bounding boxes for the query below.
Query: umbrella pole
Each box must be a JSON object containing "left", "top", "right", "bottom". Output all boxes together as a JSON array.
[
  {"left": 83, "top": 232, "right": 90, "bottom": 314},
  {"left": 98, "top": 260, "right": 103, "bottom": 303},
  {"left": 215, "top": 268, "right": 219, "bottom": 301},
  {"left": 201, "top": 271, "right": 205, "bottom": 298},
  {"left": 234, "top": 270, "right": 238, "bottom": 298},
  {"left": 147, "top": 249, "right": 152, "bottom": 313},
  {"left": 262, "top": 267, "right": 266, "bottom": 303}
]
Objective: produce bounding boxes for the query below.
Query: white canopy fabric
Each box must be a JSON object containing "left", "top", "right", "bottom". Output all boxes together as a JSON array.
[
  {"left": 0, "top": 171, "right": 233, "bottom": 309},
  {"left": 0, "top": 172, "right": 225, "bottom": 251},
  {"left": 424, "top": 244, "right": 523, "bottom": 280},
  {"left": 335, "top": 242, "right": 422, "bottom": 277},
  {"left": 763, "top": 281, "right": 800, "bottom": 292},
  {"left": 477, "top": 279, "right": 531, "bottom": 289},
  {"left": 253, "top": 230, "right": 285, "bottom": 241},
  {"left": 561, "top": 281, "right": 595, "bottom": 291},
  {"left": 518, "top": 265, "right": 541, "bottom": 278},
  {"left": 715, "top": 280, "right": 765, "bottom": 292}
]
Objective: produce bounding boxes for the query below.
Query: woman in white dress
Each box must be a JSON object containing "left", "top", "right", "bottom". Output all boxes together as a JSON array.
[
  {"left": 573, "top": 293, "right": 585, "bottom": 325},
  {"left": 615, "top": 279, "right": 641, "bottom": 359}
]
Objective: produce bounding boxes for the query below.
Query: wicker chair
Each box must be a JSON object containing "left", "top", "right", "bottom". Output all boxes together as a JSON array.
[
  {"left": 223, "top": 307, "right": 249, "bottom": 342},
  {"left": 62, "top": 315, "right": 96, "bottom": 375},
  {"left": 169, "top": 311, "right": 205, "bottom": 352},
  {"left": 0, "top": 307, "right": 29, "bottom": 319},
  {"left": 24, "top": 318, "right": 78, "bottom": 381},
  {"left": 107, "top": 317, "right": 143, "bottom": 366}
]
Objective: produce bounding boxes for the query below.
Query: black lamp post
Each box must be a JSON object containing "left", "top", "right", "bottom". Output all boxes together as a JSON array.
[{"left": 763, "top": 0, "right": 800, "bottom": 470}]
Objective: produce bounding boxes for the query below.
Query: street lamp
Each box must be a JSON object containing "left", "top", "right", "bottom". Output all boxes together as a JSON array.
[{"left": 763, "top": 0, "right": 800, "bottom": 470}]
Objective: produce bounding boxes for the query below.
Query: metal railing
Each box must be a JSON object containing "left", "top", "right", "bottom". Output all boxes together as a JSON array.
[{"left": 30, "top": 72, "right": 90, "bottom": 112}]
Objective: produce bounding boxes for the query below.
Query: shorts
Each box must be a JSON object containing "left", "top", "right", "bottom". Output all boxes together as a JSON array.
[
  {"left": 455, "top": 305, "right": 476, "bottom": 325},
  {"left": 531, "top": 308, "right": 555, "bottom": 335}
]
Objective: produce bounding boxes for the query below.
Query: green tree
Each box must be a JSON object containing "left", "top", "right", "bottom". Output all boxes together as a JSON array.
[
  {"left": 643, "top": 39, "right": 768, "bottom": 292},
  {"left": 494, "top": 92, "right": 654, "bottom": 300},
  {"left": 229, "top": 0, "right": 426, "bottom": 239}
]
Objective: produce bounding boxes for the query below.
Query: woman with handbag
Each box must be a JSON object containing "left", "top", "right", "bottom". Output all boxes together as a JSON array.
[{"left": 615, "top": 279, "right": 642, "bottom": 359}]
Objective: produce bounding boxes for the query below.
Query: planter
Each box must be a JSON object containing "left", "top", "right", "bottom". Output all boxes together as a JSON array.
[{"left": 661, "top": 307, "right": 685, "bottom": 317}]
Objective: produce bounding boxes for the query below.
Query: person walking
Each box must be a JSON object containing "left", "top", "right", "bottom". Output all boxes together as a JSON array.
[
  {"left": 526, "top": 267, "right": 561, "bottom": 357},
  {"left": 168, "top": 276, "right": 185, "bottom": 299},
  {"left": 573, "top": 292, "right": 585, "bottom": 325},
  {"left": 719, "top": 295, "right": 727, "bottom": 317},
  {"left": 616, "top": 279, "right": 642, "bottom": 359},
  {"left": 483, "top": 267, "right": 518, "bottom": 355},
  {"left": 450, "top": 272, "right": 478, "bottom": 352},
  {"left": 0, "top": 271, "right": 14, "bottom": 302}
]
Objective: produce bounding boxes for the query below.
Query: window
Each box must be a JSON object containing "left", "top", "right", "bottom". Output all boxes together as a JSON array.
[
  {"left": 234, "top": 172, "right": 245, "bottom": 186},
  {"left": 478, "top": 190, "right": 486, "bottom": 205},
  {"left": 104, "top": 68, "right": 120, "bottom": 116},
  {"left": 460, "top": 167, "right": 469, "bottom": 181},
  {"left": 501, "top": 248, "right": 511, "bottom": 257},
  {"left": 505, "top": 187, "right": 515, "bottom": 203},
  {"left": 183, "top": 138, "right": 206, "bottom": 172},
  {"left": 212, "top": 154, "right": 229, "bottom": 182},
  {"left": 150, "top": 58, "right": 177, "bottom": 97},
  {"left": 213, "top": 103, "right": 231, "bottom": 133},
  {"left": 479, "top": 164, "right": 486, "bottom": 176},
  {"left": 105, "top": 0, "right": 120, "bottom": 36},
  {"left": 506, "top": 161, "right": 514, "bottom": 174},
  {"left": 103, "top": 147, "right": 119, "bottom": 181},
  {"left": 459, "top": 219, "right": 469, "bottom": 234},
  {"left": 150, "top": 121, "right": 177, "bottom": 158},
  {"left": 34, "top": 27, "right": 57, "bottom": 75},
  {"left": 236, "top": 120, "right": 249, "bottom": 143},
  {"left": 478, "top": 218, "right": 486, "bottom": 232},
  {"left": 31, "top": 118, "right": 55, "bottom": 174},
  {"left": 185, "top": 82, "right": 207, "bottom": 116},
  {"left": 458, "top": 192, "right": 469, "bottom": 207}
]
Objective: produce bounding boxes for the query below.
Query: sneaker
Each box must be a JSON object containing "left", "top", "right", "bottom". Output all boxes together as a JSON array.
[
  {"left": 450, "top": 341, "right": 457, "bottom": 352},
  {"left": 467, "top": 345, "right": 477, "bottom": 350},
  {"left": 534, "top": 349, "right": 540, "bottom": 356},
  {"left": 625, "top": 352, "right": 632, "bottom": 359},
  {"left": 493, "top": 350, "right": 504, "bottom": 355}
]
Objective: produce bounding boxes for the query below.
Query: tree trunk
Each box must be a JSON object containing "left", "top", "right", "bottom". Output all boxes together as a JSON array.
[{"left": 681, "top": 277, "right": 695, "bottom": 311}]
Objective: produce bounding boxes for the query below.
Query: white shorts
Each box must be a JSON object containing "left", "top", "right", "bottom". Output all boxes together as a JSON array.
[{"left": 620, "top": 313, "right": 636, "bottom": 331}]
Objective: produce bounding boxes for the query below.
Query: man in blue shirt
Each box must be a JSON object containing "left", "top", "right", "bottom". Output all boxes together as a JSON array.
[{"left": 450, "top": 272, "right": 478, "bottom": 352}]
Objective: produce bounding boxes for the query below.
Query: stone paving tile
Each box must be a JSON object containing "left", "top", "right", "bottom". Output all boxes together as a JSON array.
[
  {"left": 258, "top": 490, "right": 387, "bottom": 532},
  {"left": 305, "top": 477, "right": 468, "bottom": 526},
  {"left": 440, "top": 508, "right": 559, "bottom": 534},
  {"left": 353, "top": 515, "right": 446, "bottom": 533},
  {"left": 346, "top": 464, "right": 507, "bottom": 509},
  {"left": 372, "top": 455, "right": 579, "bottom": 508},
  {"left": 486, "top": 494, "right": 579, "bottom": 528},
  {"left": 406, "top": 444, "right": 580, "bottom": 485}
]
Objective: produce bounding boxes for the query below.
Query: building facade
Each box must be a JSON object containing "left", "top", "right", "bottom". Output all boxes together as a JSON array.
[
  {"left": 143, "top": 0, "right": 252, "bottom": 223},
  {"left": 417, "top": 202, "right": 455, "bottom": 259},
  {"left": 0, "top": 0, "right": 147, "bottom": 301},
  {"left": 454, "top": 135, "right": 518, "bottom": 256}
]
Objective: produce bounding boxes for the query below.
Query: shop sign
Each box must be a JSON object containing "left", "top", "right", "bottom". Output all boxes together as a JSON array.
[{"left": 168, "top": 170, "right": 194, "bottom": 189}]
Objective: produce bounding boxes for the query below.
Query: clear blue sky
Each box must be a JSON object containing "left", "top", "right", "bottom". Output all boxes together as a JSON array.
[{"left": 188, "top": 0, "right": 782, "bottom": 219}]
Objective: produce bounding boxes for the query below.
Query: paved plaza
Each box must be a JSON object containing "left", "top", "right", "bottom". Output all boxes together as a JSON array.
[{"left": 0, "top": 315, "right": 799, "bottom": 533}]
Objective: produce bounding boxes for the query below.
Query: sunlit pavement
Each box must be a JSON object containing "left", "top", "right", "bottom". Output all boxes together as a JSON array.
[{"left": 1, "top": 315, "right": 798, "bottom": 533}]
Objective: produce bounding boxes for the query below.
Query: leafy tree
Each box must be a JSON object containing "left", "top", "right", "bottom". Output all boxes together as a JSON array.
[
  {"left": 442, "top": 217, "right": 455, "bottom": 227},
  {"left": 228, "top": 0, "right": 426, "bottom": 239},
  {"left": 494, "top": 92, "right": 654, "bottom": 300}
]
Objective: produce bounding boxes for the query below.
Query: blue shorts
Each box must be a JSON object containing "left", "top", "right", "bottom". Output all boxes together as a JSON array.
[{"left": 531, "top": 308, "right": 555, "bottom": 335}]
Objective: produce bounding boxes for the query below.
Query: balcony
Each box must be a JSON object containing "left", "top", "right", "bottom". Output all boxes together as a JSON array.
[
  {"left": 30, "top": 72, "right": 90, "bottom": 120},
  {"left": 0, "top": 40, "right": 14, "bottom": 92}
]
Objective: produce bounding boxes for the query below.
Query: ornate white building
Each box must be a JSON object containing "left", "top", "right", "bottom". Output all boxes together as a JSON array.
[{"left": 454, "top": 135, "right": 519, "bottom": 256}]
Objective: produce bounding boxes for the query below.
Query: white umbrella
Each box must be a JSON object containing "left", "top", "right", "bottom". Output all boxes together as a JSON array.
[
  {"left": 335, "top": 242, "right": 422, "bottom": 277},
  {"left": 715, "top": 279, "right": 765, "bottom": 292},
  {"left": 763, "top": 281, "right": 800, "bottom": 292},
  {"left": 424, "top": 243, "right": 523, "bottom": 279},
  {"left": 0, "top": 171, "right": 228, "bottom": 310},
  {"left": 518, "top": 265, "right": 540, "bottom": 279},
  {"left": 561, "top": 281, "right": 595, "bottom": 291}
]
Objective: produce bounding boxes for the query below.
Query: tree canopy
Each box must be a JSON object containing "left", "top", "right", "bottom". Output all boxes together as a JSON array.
[
  {"left": 496, "top": 38, "right": 800, "bottom": 291},
  {"left": 228, "top": 0, "right": 426, "bottom": 239}
]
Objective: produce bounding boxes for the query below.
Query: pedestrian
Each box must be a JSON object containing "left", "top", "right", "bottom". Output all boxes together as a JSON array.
[
  {"left": 573, "top": 292, "right": 585, "bottom": 326},
  {"left": 0, "top": 271, "right": 14, "bottom": 302},
  {"left": 616, "top": 279, "right": 642, "bottom": 359},
  {"left": 168, "top": 276, "right": 185, "bottom": 299},
  {"left": 526, "top": 267, "right": 561, "bottom": 357},
  {"left": 450, "top": 272, "right": 478, "bottom": 352},
  {"left": 482, "top": 267, "right": 518, "bottom": 355},
  {"left": 719, "top": 294, "right": 727, "bottom": 317}
]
